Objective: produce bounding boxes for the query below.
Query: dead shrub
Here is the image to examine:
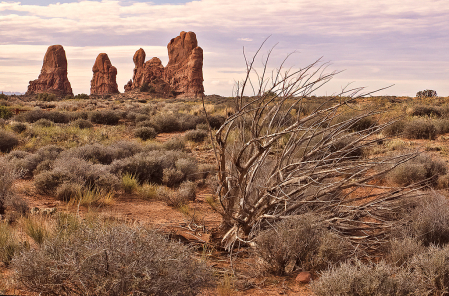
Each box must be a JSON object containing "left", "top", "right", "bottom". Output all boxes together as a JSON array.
[{"left": 12, "top": 222, "right": 214, "bottom": 295}]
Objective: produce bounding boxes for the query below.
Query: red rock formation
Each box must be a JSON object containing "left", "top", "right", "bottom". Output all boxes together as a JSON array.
[
  {"left": 90, "top": 53, "right": 119, "bottom": 95},
  {"left": 124, "top": 31, "right": 204, "bottom": 98},
  {"left": 165, "top": 31, "right": 204, "bottom": 97},
  {"left": 26, "top": 45, "right": 73, "bottom": 96}
]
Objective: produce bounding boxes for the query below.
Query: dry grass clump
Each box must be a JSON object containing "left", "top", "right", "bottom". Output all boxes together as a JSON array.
[
  {"left": 0, "top": 222, "right": 23, "bottom": 266},
  {"left": 387, "top": 154, "right": 446, "bottom": 187},
  {"left": 0, "top": 131, "right": 19, "bottom": 152},
  {"left": 11, "top": 220, "right": 214, "bottom": 295},
  {"left": 255, "top": 213, "right": 352, "bottom": 275},
  {"left": 0, "top": 157, "right": 21, "bottom": 215}
]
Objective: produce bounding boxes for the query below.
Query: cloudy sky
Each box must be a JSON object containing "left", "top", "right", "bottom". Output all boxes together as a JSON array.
[{"left": 0, "top": 0, "right": 448, "bottom": 96}]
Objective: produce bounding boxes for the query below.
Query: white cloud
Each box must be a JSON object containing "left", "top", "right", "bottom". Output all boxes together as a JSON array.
[{"left": 0, "top": 0, "right": 448, "bottom": 95}]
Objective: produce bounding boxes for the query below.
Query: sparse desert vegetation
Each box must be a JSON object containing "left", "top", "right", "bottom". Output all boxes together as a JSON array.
[{"left": 2, "top": 79, "right": 449, "bottom": 295}]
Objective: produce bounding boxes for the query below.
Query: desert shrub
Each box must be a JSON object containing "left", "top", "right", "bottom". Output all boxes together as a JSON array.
[
  {"left": 137, "top": 183, "right": 158, "bottom": 199},
  {"left": 0, "top": 158, "right": 20, "bottom": 215},
  {"left": 163, "top": 136, "right": 186, "bottom": 150},
  {"left": 10, "top": 122, "right": 27, "bottom": 133},
  {"left": 157, "top": 186, "right": 188, "bottom": 207},
  {"left": 0, "top": 106, "right": 12, "bottom": 119},
  {"left": 328, "top": 136, "right": 363, "bottom": 159},
  {"left": 387, "top": 237, "right": 424, "bottom": 267},
  {"left": 71, "top": 118, "right": 93, "bottom": 129},
  {"left": 13, "top": 145, "right": 64, "bottom": 178},
  {"left": 15, "top": 110, "right": 69, "bottom": 124},
  {"left": 185, "top": 129, "right": 208, "bottom": 143},
  {"left": 311, "top": 260, "right": 422, "bottom": 296},
  {"left": 135, "top": 114, "right": 151, "bottom": 123},
  {"left": 74, "top": 93, "right": 89, "bottom": 100},
  {"left": 136, "top": 119, "right": 153, "bottom": 128},
  {"left": 403, "top": 119, "right": 436, "bottom": 140},
  {"left": 208, "top": 115, "right": 226, "bottom": 129},
  {"left": 0, "top": 118, "right": 5, "bottom": 127},
  {"left": 55, "top": 182, "right": 82, "bottom": 201},
  {"left": 388, "top": 154, "right": 446, "bottom": 187},
  {"left": 33, "top": 118, "right": 53, "bottom": 127},
  {"left": 409, "top": 105, "right": 442, "bottom": 117},
  {"left": 89, "top": 111, "right": 120, "bottom": 125},
  {"left": 383, "top": 120, "right": 405, "bottom": 137},
  {"left": 6, "top": 196, "right": 30, "bottom": 216},
  {"left": 34, "top": 158, "right": 120, "bottom": 195},
  {"left": 163, "top": 168, "right": 184, "bottom": 187},
  {"left": 198, "top": 163, "right": 216, "bottom": 179},
  {"left": 176, "top": 158, "right": 199, "bottom": 181},
  {"left": 410, "top": 245, "right": 449, "bottom": 294},
  {"left": 435, "top": 119, "right": 449, "bottom": 134},
  {"left": 178, "top": 114, "right": 207, "bottom": 131},
  {"left": 438, "top": 174, "right": 449, "bottom": 189},
  {"left": 122, "top": 173, "right": 138, "bottom": 194},
  {"left": 0, "top": 222, "right": 22, "bottom": 266},
  {"left": 37, "top": 93, "right": 57, "bottom": 102},
  {"left": 150, "top": 114, "right": 180, "bottom": 133},
  {"left": 12, "top": 222, "right": 214, "bottom": 295},
  {"left": 178, "top": 181, "right": 196, "bottom": 201},
  {"left": 111, "top": 153, "right": 164, "bottom": 185},
  {"left": 196, "top": 123, "right": 209, "bottom": 130},
  {"left": 0, "top": 131, "right": 19, "bottom": 153},
  {"left": 409, "top": 194, "right": 449, "bottom": 246},
  {"left": 134, "top": 127, "right": 157, "bottom": 141},
  {"left": 255, "top": 213, "right": 351, "bottom": 275},
  {"left": 64, "top": 142, "right": 141, "bottom": 165}
]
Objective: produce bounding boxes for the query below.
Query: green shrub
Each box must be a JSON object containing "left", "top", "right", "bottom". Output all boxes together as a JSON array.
[
  {"left": 185, "top": 129, "right": 208, "bottom": 142},
  {"left": 74, "top": 93, "right": 89, "bottom": 100},
  {"left": 12, "top": 222, "right": 214, "bottom": 295},
  {"left": 37, "top": 93, "right": 57, "bottom": 102},
  {"left": 11, "top": 122, "right": 27, "bottom": 133},
  {"left": 0, "top": 106, "right": 12, "bottom": 119},
  {"left": 0, "top": 131, "right": 19, "bottom": 153},
  {"left": 71, "top": 118, "right": 93, "bottom": 129},
  {"left": 403, "top": 119, "right": 436, "bottom": 140},
  {"left": 89, "top": 111, "right": 120, "bottom": 125},
  {"left": 134, "top": 127, "right": 157, "bottom": 141}
]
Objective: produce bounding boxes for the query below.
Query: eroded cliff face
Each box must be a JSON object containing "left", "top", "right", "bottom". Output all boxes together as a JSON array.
[
  {"left": 124, "top": 31, "right": 204, "bottom": 98},
  {"left": 26, "top": 45, "right": 73, "bottom": 96},
  {"left": 90, "top": 53, "right": 119, "bottom": 95}
]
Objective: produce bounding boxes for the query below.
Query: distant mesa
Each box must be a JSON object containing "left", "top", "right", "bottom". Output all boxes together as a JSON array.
[
  {"left": 26, "top": 45, "right": 73, "bottom": 97},
  {"left": 125, "top": 31, "right": 204, "bottom": 98},
  {"left": 90, "top": 53, "right": 119, "bottom": 95}
]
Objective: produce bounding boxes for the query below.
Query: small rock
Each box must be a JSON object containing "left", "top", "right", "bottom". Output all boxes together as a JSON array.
[{"left": 295, "top": 271, "right": 312, "bottom": 284}]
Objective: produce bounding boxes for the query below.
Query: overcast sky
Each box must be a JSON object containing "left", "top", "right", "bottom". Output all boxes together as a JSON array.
[{"left": 0, "top": 0, "right": 448, "bottom": 96}]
